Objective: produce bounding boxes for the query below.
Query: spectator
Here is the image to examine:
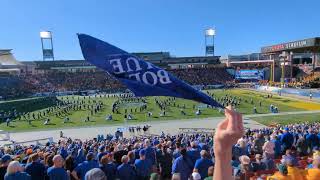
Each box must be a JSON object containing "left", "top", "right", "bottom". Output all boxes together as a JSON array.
[
  {"left": 271, "top": 135, "right": 281, "bottom": 159},
  {"left": 25, "top": 153, "right": 46, "bottom": 180},
  {"left": 172, "top": 148, "right": 193, "bottom": 180},
  {"left": 134, "top": 149, "right": 152, "bottom": 180},
  {"left": 84, "top": 168, "right": 106, "bottom": 180},
  {"left": 306, "top": 130, "right": 319, "bottom": 151},
  {"left": 296, "top": 134, "right": 308, "bottom": 156},
  {"left": 116, "top": 155, "right": 136, "bottom": 180},
  {"left": 72, "top": 152, "right": 98, "bottom": 180},
  {"left": 261, "top": 153, "right": 275, "bottom": 170},
  {"left": 113, "top": 144, "right": 127, "bottom": 166},
  {"left": 267, "top": 163, "right": 290, "bottom": 180},
  {"left": 4, "top": 161, "right": 31, "bottom": 180},
  {"left": 237, "top": 155, "right": 252, "bottom": 177},
  {"left": 252, "top": 133, "right": 265, "bottom": 154},
  {"left": 304, "top": 155, "right": 320, "bottom": 180},
  {"left": 172, "top": 143, "right": 182, "bottom": 160},
  {"left": 285, "top": 157, "right": 304, "bottom": 180},
  {"left": 283, "top": 149, "right": 299, "bottom": 167},
  {"left": 99, "top": 154, "right": 116, "bottom": 180},
  {"left": 194, "top": 150, "right": 214, "bottom": 179},
  {"left": 47, "top": 155, "right": 69, "bottom": 180},
  {"left": 158, "top": 145, "right": 173, "bottom": 179},
  {"left": 0, "top": 154, "right": 12, "bottom": 180},
  {"left": 144, "top": 139, "right": 156, "bottom": 166},
  {"left": 97, "top": 145, "right": 107, "bottom": 162},
  {"left": 262, "top": 136, "right": 275, "bottom": 158},
  {"left": 65, "top": 155, "right": 75, "bottom": 180},
  {"left": 251, "top": 154, "right": 267, "bottom": 172},
  {"left": 280, "top": 128, "right": 294, "bottom": 152},
  {"left": 127, "top": 151, "right": 135, "bottom": 165},
  {"left": 204, "top": 166, "right": 214, "bottom": 180},
  {"left": 187, "top": 141, "right": 201, "bottom": 166}
]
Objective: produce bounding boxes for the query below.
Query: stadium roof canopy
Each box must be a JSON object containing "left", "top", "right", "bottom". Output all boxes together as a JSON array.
[
  {"left": 0, "top": 49, "right": 21, "bottom": 66},
  {"left": 261, "top": 37, "right": 320, "bottom": 54}
]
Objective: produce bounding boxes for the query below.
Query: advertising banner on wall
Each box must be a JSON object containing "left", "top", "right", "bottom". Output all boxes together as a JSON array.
[{"left": 235, "top": 69, "right": 264, "bottom": 80}]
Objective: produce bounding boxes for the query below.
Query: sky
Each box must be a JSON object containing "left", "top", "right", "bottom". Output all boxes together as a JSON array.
[{"left": 0, "top": 0, "right": 319, "bottom": 61}]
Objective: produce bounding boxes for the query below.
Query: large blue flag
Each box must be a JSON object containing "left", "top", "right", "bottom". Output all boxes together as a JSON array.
[{"left": 77, "top": 34, "right": 224, "bottom": 109}]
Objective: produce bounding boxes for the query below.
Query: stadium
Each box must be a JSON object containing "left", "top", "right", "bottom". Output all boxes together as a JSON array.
[{"left": 1, "top": 1, "right": 320, "bottom": 180}]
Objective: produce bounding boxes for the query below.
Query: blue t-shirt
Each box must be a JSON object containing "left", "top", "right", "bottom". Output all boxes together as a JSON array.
[
  {"left": 134, "top": 149, "right": 141, "bottom": 160},
  {"left": 4, "top": 172, "right": 31, "bottom": 180},
  {"left": 100, "top": 163, "right": 117, "bottom": 180},
  {"left": 306, "top": 133, "right": 318, "bottom": 148},
  {"left": 116, "top": 163, "right": 136, "bottom": 180},
  {"left": 187, "top": 149, "right": 201, "bottom": 165},
  {"left": 280, "top": 132, "right": 294, "bottom": 148},
  {"left": 271, "top": 139, "right": 281, "bottom": 155},
  {"left": 194, "top": 158, "right": 214, "bottom": 179},
  {"left": 144, "top": 147, "right": 156, "bottom": 165},
  {"left": 134, "top": 159, "right": 152, "bottom": 177},
  {"left": 59, "top": 147, "right": 68, "bottom": 159},
  {"left": 25, "top": 162, "right": 46, "bottom": 180},
  {"left": 74, "top": 160, "right": 99, "bottom": 180},
  {"left": 172, "top": 156, "right": 193, "bottom": 180},
  {"left": 47, "top": 167, "right": 69, "bottom": 180}
]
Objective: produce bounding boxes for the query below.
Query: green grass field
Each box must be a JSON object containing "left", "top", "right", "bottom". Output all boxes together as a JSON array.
[
  {"left": 1, "top": 89, "right": 320, "bottom": 132},
  {"left": 251, "top": 113, "right": 320, "bottom": 126}
]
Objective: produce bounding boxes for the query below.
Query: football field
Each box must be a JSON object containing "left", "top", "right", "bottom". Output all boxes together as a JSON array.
[{"left": 1, "top": 88, "right": 320, "bottom": 132}]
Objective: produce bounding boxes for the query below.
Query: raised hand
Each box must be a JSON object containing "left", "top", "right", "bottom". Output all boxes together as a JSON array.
[{"left": 214, "top": 106, "right": 244, "bottom": 180}]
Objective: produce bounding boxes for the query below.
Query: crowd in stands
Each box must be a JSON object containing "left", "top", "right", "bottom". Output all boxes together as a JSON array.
[
  {"left": 24, "top": 72, "right": 125, "bottom": 93},
  {"left": 300, "top": 72, "right": 320, "bottom": 88},
  {"left": 169, "top": 67, "right": 233, "bottom": 86},
  {"left": 0, "top": 118, "right": 320, "bottom": 180},
  {"left": 0, "top": 67, "right": 233, "bottom": 99}
]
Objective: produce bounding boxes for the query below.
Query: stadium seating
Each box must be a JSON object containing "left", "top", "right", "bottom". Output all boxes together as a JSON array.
[{"left": 0, "top": 67, "right": 234, "bottom": 99}]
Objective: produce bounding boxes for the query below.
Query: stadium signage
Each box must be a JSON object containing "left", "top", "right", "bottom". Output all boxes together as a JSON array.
[{"left": 261, "top": 38, "right": 317, "bottom": 53}]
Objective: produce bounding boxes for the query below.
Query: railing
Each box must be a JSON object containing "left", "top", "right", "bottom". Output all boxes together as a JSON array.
[{"left": 3, "top": 137, "right": 54, "bottom": 146}]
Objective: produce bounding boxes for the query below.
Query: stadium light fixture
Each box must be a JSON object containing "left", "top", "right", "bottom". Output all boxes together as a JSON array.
[
  {"left": 205, "top": 28, "right": 215, "bottom": 36},
  {"left": 40, "top": 31, "right": 52, "bottom": 39}
]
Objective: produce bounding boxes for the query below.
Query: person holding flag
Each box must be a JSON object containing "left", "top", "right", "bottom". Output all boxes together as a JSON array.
[
  {"left": 77, "top": 34, "right": 224, "bottom": 109},
  {"left": 77, "top": 34, "right": 244, "bottom": 180}
]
